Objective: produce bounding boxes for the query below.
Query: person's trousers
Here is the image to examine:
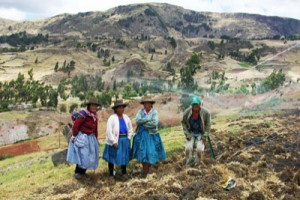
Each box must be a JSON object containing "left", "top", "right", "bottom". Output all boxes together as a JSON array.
[
  {"left": 185, "top": 135, "right": 205, "bottom": 153},
  {"left": 108, "top": 162, "right": 126, "bottom": 176}
]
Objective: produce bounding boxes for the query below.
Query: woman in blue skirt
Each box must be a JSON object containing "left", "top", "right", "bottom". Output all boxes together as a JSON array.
[
  {"left": 103, "top": 100, "right": 134, "bottom": 182},
  {"left": 66, "top": 97, "right": 100, "bottom": 179},
  {"left": 131, "top": 96, "right": 166, "bottom": 177}
]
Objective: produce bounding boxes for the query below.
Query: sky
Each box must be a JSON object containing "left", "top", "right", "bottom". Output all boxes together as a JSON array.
[{"left": 0, "top": 0, "right": 299, "bottom": 21}]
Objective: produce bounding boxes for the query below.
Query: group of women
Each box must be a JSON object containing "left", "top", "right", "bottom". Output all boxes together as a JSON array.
[{"left": 66, "top": 96, "right": 166, "bottom": 181}]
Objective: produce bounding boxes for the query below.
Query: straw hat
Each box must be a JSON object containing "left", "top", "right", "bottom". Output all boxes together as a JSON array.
[
  {"left": 112, "top": 100, "right": 128, "bottom": 109},
  {"left": 140, "top": 96, "right": 155, "bottom": 104},
  {"left": 87, "top": 97, "right": 99, "bottom": 106}
]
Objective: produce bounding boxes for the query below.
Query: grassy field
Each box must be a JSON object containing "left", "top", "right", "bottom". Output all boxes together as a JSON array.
[
  {"left": 1, "top": 107, "right": 300, "bottom": 199},
  {"left": 238, "top": 62, "right": 251, "bottom": 68},
  {"left": 0, "top": 126, "right": 186, "bottom": 200}
]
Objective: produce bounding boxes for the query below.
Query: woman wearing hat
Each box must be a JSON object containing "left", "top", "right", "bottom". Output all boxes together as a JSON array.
[
  {"left": 102, "top": 100, "right": 134, "bottom": 182},
  {"left": 131, "top": 96, "right": 166, "bottom": 177},
  {"left": 67, "top": 97, "right": 100, "bottom": 179}
]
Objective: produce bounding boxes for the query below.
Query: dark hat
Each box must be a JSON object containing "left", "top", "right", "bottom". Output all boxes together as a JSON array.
[
  {"left": 140, "top": 96, "right": 155, "bottom": 104},
  {"left": 112, "top": 100, "right": 128, "bottom": 109},
  {"left": 87, "top": 97, "right": 99, "bottom": 106}
]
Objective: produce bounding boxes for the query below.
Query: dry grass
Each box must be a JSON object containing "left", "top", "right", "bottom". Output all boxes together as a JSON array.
[{"left": 1, "top": 108, "right": 300, "bottom": 199}]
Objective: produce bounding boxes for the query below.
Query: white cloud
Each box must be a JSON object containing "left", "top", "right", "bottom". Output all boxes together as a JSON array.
[
  {"left": 0, "top": 0, "right": 299, "bottom": 20},
  {"left": 0, "top": 7, "right": 26, "bottom": 21}
]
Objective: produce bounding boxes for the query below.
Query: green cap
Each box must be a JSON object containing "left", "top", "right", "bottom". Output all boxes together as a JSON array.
[{"left": 190, "top": 96, "right": 201, "bottom": 105}]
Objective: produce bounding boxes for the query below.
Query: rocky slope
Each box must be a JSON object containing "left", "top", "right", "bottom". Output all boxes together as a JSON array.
[{"left": 1, "top": 3, "right": 300, "bottom": 39}]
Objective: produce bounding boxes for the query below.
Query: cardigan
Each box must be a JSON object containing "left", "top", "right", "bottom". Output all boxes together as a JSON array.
[
  {"left": 135, "top": 108, "right": 159, "bottom": 134},
  {"left": 105, "top": 114, "right": 134, "bottom": 145}
]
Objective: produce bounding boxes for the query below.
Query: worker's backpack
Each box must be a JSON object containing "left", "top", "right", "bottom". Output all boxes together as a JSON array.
[
  {"left": 62, "top": 110, "right": 89, "bottom": 143},
  {"left": 71, "top": 110, "right": 89, "bottom": 123}
]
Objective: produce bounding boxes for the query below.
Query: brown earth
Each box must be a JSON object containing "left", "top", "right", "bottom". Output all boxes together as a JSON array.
[
  {"left": 0, "top": 140, "right": 40, "bottom": 156},
  {"left": 29, "top": 108, "right": 300, "bottom": 200}
]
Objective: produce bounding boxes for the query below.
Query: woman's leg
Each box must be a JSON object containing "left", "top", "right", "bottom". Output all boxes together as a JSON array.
[
  {"left": 75, "top": 164, "right": 87, "bottom": 174},
  {"left": 121, "top": 165, "right": 128, "bottom": 181},
  {"left": 121, "top": 165, "right": 127, "bottom": 175},
  {"left": 142, "top": 163, "right": 151, "bottom": 175},
  {"left": 108, "top": 162, "right": 114, "bottom": 176}
]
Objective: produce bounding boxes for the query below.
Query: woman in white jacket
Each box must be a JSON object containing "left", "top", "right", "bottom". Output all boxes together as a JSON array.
[{"left": 102, "top": 100, "right": 134, "bottom": 182}]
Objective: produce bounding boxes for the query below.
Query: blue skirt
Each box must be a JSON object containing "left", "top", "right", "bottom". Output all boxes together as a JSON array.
[
  {"left": 102, "top": 135, "right": 130, "bottom": 166},
  {"left": 131, "top": 126, "right": 166, "bottom": 164},
  {"left": 66, "top": 131, "right": 99, "bottom": 170}
]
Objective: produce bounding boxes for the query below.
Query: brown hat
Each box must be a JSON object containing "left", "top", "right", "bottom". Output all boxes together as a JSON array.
[
  {"left": 112, "top": 100, "right": 128, "bottom": 109},
  {"left": 87, "top": 97, "right": 99, "bottom": 106},
  {"left": 140, "top": 96, "right": 155, "bottom": 104}
]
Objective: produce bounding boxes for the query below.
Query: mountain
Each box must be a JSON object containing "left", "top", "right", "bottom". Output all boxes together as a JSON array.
[{"left": 1, "top": 3, "right": 300, "bottom": 39}]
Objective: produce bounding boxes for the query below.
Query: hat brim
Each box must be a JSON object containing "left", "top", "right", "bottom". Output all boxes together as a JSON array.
[
  {"left": 140, "top": 101, "right": 155, "bottom": 104},
  {"left": 87, "top": 102, "right": 99, "bottom": 106},
  {"left": 112, "top": 104, "right": 128, "bottom": 109}
]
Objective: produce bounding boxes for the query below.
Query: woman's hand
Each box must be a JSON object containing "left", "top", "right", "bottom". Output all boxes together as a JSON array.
[{"left": 113, "top": 143, "right": 118, "bottom": 149}]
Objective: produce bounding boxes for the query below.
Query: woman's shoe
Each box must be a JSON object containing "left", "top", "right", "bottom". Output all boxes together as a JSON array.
[
  {"left": 108, "top": 176, "right": 116, "bottom": 184},
  {"left": 121, "top": 174, "right": 129, "bottom": 182},
  {"left": 140, "top": 173, "right": 148, "bottom": 179},
  {"left": 74, "top": 173, "right": 82, "bottom": 179}
]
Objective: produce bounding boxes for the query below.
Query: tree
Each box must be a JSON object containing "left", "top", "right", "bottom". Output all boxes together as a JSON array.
[
  {"left": 149, "top": 48, "right": 155, "bottom": 53},
  {"left": 179, "top": 94, "right": 190, "bottom": 111},
  {"left": 54, "top": 62, "right": 59, "bottom": 72},
  {"left": 261, "top": 69, "right": 285, "bottom": 91},
  {"left": 210, "top": 81, "right": 217, "bottom": 91},
  {"left": 122, "top": 83, "right": 132, "bottom": 99},
  {"left": 97, "top": 50, "right": 102, "bottom": 58},
  {"left": 221, "top": 72, "right": 225, "bottom": 80},
  {"left": 95, "top": 75, "right": 104, "bottom": 92},
  {"left": 169, "top": 37, "right": 177, "bottom": 48},
  {"left": 113, "top": 80, "right": 117, "bottom": 90},
  {"left": 127, "top": 70, "right": 134, "bottom": 79},
  {"left": 59, "top": 104, "right": 67, "bottom": 113},
  {"left": 48, "top": 89, "right": 58, "bottom": 107},
  {"left": 69, "top": 60, "right": 76, "bottom": 70},
  {"left": 186, "top": 53, "right": 200, "bottom": 67},
  {"left": 97, "top": 91, "right": 113, "bottom": 107},
  {"left": 166, "top": 62, "right": 172, "bottom": 71},
  {"left": 180, "top": 53, "right": 201, "bottom": 92},
  {"left": 28, "top": 68, "right": 33, "bottom": 80},
  {"left": 207, "top": 41, "right": 215, "bottom": 50},
  {"left": 103, "top": 59, "right": 111, "bottom": 66},
  {"left": 104, "top": 49, "right": 110, "bottom": 58},
  {"left": 69, "top": 103, "right": 78, "bottom": 113},
  {"left": 251, "top": 82, "right": 256, "bottom": 95}
]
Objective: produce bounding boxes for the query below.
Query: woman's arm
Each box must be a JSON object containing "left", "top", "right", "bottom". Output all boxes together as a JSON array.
[
  {"left": 106, "top": 116, "right": 116, "bottom": 144},
  {"left": 95, "top": 120, "right": 98, "bottom": 139},
  {"left": 143, "top": 110, "right": 158, "bottom": 128},
  {"left": 135, "top": 109, "right": 149, "bottom": 125},
  {"left": 72, "top": 117, "right": 86, "bottom": 136},
  {"left": 126, "top": 116, "right": 134, "bottom": 139}
]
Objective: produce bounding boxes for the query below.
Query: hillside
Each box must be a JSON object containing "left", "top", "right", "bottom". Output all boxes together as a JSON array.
[
  {"left": 1, "top": 103, "right": 299, "bottom": 199},
  {"left": 0, "top": 3, "right": 300, "bottom": 199},
  {"left": 0, "top": 3, "right": 299, "bottom": 145},
  {"left": 1, "top": 3, "right": 300, "bottom": 39}
]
